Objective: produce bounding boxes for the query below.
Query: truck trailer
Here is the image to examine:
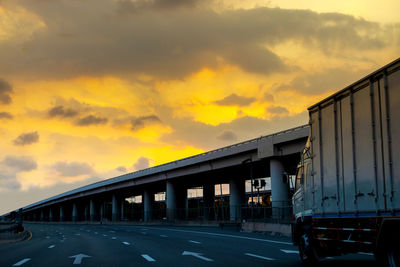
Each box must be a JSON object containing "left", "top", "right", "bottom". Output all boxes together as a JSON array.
[{"left": 292, "top": 58, "right": 400, "bottom": 266}]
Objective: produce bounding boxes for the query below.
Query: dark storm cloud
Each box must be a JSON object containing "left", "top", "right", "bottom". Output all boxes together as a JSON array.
[
  {"left": 277, "top": 68, "right": 367, "bottom": 95},
  {"left": 214, "top": 93, "right": 256, "bottom": 106},
  {"left": 0, "top": 155, "right": 37, "bottom": 190},
  {"left": 0, "top": 1, "right": 391, "bottom": 79},
  {"left": 48, "top": 105, "right": 79, "bottom": 118},
  {"left": 133, "top": 157, "right": 150, "bottom": 171},
  {"left": 0, "top": 112, "right": 13, "bottom": 119},
  {"left": 216, "top": 130, "right": 238, "bottom": 142},
  {"left": 117, "top": 0, "right": 202, "bottom": 12},
  {"left": 75, "top": 115, "right": 108, "bottom": 126},
  {"left": 158, "top": 105, "right": 308, "bottom": 151},
  {"left": 2, "top": 156, "right": 38, "bottom": 172},
  {"left": 0, "top": 78, "right": 13, "bottom": 105},
  {"left": 13, "top": 131, "right": 39, "bottom": 146},
  {"left": 115, "top": 166, "right": 127, "bottom": 172},
  {"left": 131, "top": 115, "right": 161, "bottom": 131},
  {"left": 267, "top": 106, "right": 289, "bottom": 114},
  {"left": 52, "top": 161, "right": 93, "bottom": 177}
]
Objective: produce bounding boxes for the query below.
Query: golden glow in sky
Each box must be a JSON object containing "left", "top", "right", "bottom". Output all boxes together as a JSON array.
[{"left": 0, "top": 0, "right": 398, "bottom": 214}]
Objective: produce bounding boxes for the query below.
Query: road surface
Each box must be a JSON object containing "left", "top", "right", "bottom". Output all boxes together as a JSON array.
[{"left": 0, "top": 223, "right": 378, "bottom": 266}]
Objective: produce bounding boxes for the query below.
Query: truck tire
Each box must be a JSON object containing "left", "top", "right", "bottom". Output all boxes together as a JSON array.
[
  {"left": 386, "top": 246, "right": 400, "bottom": 267},
  {"left": 298, "top": 231, "right": 319, "bottom": 266}
]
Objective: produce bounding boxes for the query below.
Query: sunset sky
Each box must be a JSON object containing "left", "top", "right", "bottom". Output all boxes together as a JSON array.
[{"left": 0, "top": 0, "right": 399, "bottom": 214}]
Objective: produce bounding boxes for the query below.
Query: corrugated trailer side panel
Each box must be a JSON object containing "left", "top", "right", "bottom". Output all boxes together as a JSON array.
[
  {"left": 309, "top": 59, "right": 400, "bottom": 216},
  {"left": 387, "top": 69, "right": 400, "bottom": 210}
]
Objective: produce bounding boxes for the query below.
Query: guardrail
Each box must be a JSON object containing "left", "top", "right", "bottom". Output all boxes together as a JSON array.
[{"left": 0, "top": 221, "right": 24, "bottom": 241}]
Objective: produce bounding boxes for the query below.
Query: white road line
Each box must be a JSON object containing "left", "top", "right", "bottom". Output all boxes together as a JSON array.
[
  {"left": 141, "top": 254, "right": 156, "bottom": 262},
  {"left": 245, "top": 253, "right": 275, "bottom": 261},
  {"left": 122, "top": 241, "right": 130, "bottom": 245},
  {"left": 148, "top": 227, "right": 293, "bottom": 245},
  {"left": 358, "top": 252, "right": 374, "bottom": 256},
  {"left": 281, "top": 249, "right": 299, "bottom": 254},
  {"left": 103, "top": 234, "right": 108, "bottom": 237},
  {"left": 12, "top": 258, "right": 31, "bottom": 266},
  {"left": 45, "top": 236, "right": 50, "bottom": 239},
  {"left": 48, "top": 245, "right": 55, "bottom": 249},
  {"left": 142, "top": 228, "right": 148, "bottom": 231},
  {"left": 189, "top": 240, "right": 201, "bottom": 244},
  {"left": 111, "top": 237, "right": 116, "bottom": 240},
  {"left": 160, "top": 235, "right": 168, "bottom": 238},
  {"left": 94, "top": 232, "right": 98, "bottom": 234}
]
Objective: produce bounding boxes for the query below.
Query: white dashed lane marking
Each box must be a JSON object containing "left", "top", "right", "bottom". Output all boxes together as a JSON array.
[
  {"left": 245, "top": 253, "right": 275, "bottom": 261},
  {"left": 189, "top": 240, "right": 201, "bottom": 244},
  {"left": 48, "top": 245, "right": 55, "bottom": 249},
  {"left": 122, "top": 242, "right": 130, "bottom": 245},
  {"left": 142, "top": 254, "right": 156, "bottom": 262},
  {"left": 12, "top": 258, "right": 31, "bottom": 266}
]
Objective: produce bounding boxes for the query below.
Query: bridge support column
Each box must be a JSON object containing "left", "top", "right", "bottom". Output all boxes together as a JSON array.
[
  {"left": 144, "top": 190, "right": 153, "bottom": 222},
  {"left": 230, "top": 178, "right": 245, "bottom": 221},
  {"left": 270, "top": 158, "right": 290, "bottom": 219},
  {"left": 112, "top": 194, "right": 120, "bottom": 222},
  {"left": 72, "top": 203, "right": 78, "bottom": 222},
  {"left": 166, "top": 181, "right": 186, "bottom": 221},
  {"left": 90, "top": 199, "right": 97, "bottom": 222},
  {"left": 49, "top": 208, "right": 53, "bottom": 222},
  {"left": 60, "top": 206, "right": 64, "bottom": 222},
  {"left": 40, "top": 210, "right": 44, "bottom": 221},
  {"left": 166, "top": 181, "right": 176, "bottom": 221},
  {"left": 203, "top": 183, "right": 214, "bottom": 220}
]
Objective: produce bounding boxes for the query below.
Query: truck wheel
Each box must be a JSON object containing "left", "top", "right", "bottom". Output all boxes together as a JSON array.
[
  {"left": 386, "top": 246, "right": 400, "bottom": 267},
  {"left": 298, "top": 232, "right": 319, "bottom": 266}
]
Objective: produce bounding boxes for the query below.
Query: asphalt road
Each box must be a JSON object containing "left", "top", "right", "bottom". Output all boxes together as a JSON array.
[{"left": 0, "top": 223, "right": 378, "bottom": 266}]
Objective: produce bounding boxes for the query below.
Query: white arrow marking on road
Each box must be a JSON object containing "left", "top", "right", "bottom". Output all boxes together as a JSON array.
[
  {"left": 280, "top": 249, "right": 299, "bottom": 254},
  {"left": 245, "top": 253, "right": 275, "bottom": 261},
  {"left": 69, "top": 254, "right": 91, "bottom": 264},
  {"left": 160, "top": 235, "right": 168, "bottom": 238},
  {"left": 142, "top": 254, "right": 156, "bottom": 262},
  {"left": 189, "top": 240, "right": 201, "bottom": 244},
  {"left": 122, "top": 241, "right": 130, "bottom": 245},
  {"left": 182, "top": 251, "right": 214, "bottom": 262},
  {"left": 12, "top": 258, "right": 31, "bottom": 266},
  {"left": 48, "top": 245, "right": 55, "bottom": 249}
]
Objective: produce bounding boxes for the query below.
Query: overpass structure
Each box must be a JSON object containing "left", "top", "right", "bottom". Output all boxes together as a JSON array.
[{"left": 7, "top": 125, "right": 309, "bottom": 224}]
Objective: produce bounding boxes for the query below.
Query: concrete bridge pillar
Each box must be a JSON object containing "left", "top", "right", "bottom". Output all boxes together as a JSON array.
[
  {"left": 40, "top": 210, "right": 44, "bottom": 221},
  {"left": 72, "top": 203, "right": 78, "bottom": 222},
  {"left": 167, "top": 181, "right": 187, "bottom": 221},
  {"left": 49, "top": 208, "right": 53, "bottom": 222},
  {"left": 90, "top": 199, "right": 97, "bottom": 221},
  {"left": 229, "top": 178, "right": 245, "bottom": 221},
  {"left": 60, "top": 206, "right": 64, "bottom": 222},
  {"left": 112, "top": 194, "right": 120, "bottom": 222},
  {"left": 203, "top": 183, "right": 215, "bottom": 220},
  {"left": 270, "top": 158, "right": 290, "bottom": 219},
  {"left": 166, "top": 181, "right": 176, "bottom": 221},
  {"left": 144, "top": 190, "right": 153, "bottom": 222}
]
